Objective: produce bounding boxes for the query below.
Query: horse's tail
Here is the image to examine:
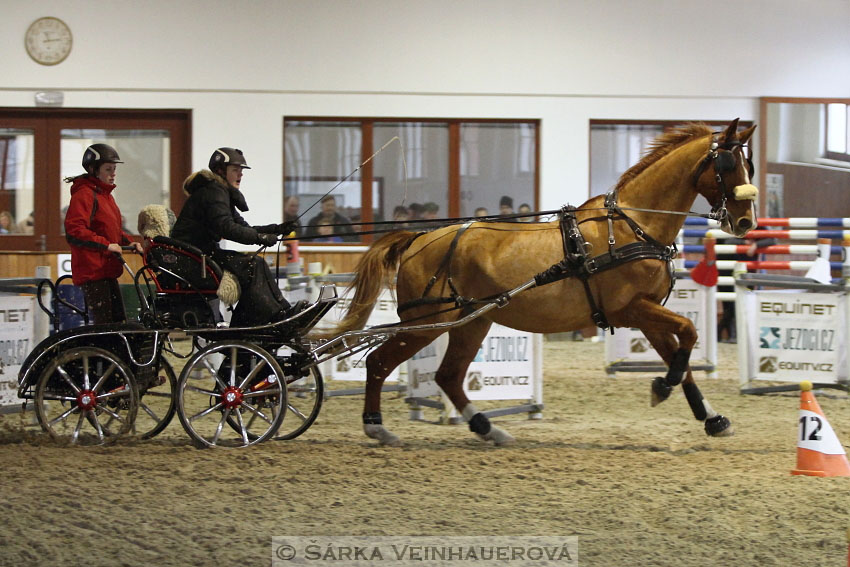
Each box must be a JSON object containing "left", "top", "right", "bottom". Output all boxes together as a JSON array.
[{"left": 330, "top": 231, "right": 419, "bottom": 335}]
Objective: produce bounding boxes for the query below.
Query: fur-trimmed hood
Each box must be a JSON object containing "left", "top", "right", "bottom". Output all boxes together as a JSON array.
[{"left": 183, "top": 169, "right": 249, "bottom": 212}]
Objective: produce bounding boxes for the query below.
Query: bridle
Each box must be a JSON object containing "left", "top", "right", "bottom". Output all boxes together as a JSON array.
[{"left": 692, "top": 136, "right": 754, "bottom": 223}]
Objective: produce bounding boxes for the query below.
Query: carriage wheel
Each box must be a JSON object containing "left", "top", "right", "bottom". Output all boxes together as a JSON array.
[
  {"left": 177, "top": 341, "right": 286, "bottom": 448},
  {"left": 34, "top": 347, "right": 139, "bottom": 446},
  {"left": 273, "top": 344, "right": 324, "bottom": 440},
  {"left": 135, "top": 358, "right": 177, "bottom": 440}
]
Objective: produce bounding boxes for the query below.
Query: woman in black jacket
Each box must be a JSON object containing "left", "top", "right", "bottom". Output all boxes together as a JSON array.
[{"left": 171, "top": 147, "right": 296, "bottom": 326}]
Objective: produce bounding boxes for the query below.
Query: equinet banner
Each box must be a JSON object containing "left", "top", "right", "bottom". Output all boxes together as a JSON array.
[{"left": 747, "top": 291, "right": 846, "bottom": 383}]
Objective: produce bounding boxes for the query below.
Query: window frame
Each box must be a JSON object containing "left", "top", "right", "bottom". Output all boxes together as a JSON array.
[
  {"left": 283, "top": 117, "right": 540, "bottom": 244},
  {"left": 0, "top": 107, "right": 191, "bottom": 252}
]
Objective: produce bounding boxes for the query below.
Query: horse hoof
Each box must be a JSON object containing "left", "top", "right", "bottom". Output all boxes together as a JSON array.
[
  {"left": 705, "top": 415, "right": 734, "bottom": 437},
  {"left": 650, "top": 376, "right": 672, "bottom": 407},
  {"left": 364, "top": 424, "right": 403, "bottom": 447},
  {"left": 478, "top": 426, "right": 515, "bottom": 446}
]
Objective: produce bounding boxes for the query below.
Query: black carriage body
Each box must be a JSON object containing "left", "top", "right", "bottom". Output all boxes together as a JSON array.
[{"left": 17, "top": 323, "right": 162, "bottom": 400}]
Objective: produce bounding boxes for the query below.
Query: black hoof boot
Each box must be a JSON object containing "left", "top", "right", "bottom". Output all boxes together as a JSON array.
[
  {"left": 704, "top": 414, "right": 734, "bottom": 437},
  {"left": 651, "top": 376, "right": 673, "bottom": 406}
]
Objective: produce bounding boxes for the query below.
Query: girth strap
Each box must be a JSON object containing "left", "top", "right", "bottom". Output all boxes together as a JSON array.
[{"left": 399, "top": 222, "right": 473, "bottom": 314}]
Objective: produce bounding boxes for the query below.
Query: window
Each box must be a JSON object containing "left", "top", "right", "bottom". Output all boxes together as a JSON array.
[
  {"left": 284, "top": 118, "right": 539, "bottom": 243},
  {"left": 825, "top": 103, "right": 850, "bottom": 161},
  {"left": 0, "top": 108, "right": 190, "bottom": 251}
]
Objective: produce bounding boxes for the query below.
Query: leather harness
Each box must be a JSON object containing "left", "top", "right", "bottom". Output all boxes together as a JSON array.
[{"left": 397, "top": 196, "right": 677, "bottom": 331}]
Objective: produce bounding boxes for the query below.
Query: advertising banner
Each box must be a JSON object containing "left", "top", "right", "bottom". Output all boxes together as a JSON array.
[
  {"left": 316, "top": 287, "right": 401, "bottom": 382},
  {"left": 408, "top": 323, "right": 539, "bottom": 402},
  {"left": 0, "top": 296, "right": 35, "bottom": 407},
  {"left": 747, "top": 291, "right": 845, "bottom": 383},
  {"left": 605, "top": 278, "right": 708, "bottom": 363}
]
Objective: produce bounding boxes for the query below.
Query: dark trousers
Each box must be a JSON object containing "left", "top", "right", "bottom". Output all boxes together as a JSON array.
[
  {"left": 213, "top": 250, "right": 290, "bottom": 326},
  {"left": 81, "top": 278, "right": 126, "bottom": 325}
]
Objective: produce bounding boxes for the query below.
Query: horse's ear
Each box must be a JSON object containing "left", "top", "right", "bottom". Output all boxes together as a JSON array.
[
  {"left": 738, "top": 124, "right": 756, "bottom": 144},
  {"left": 722, "top": 118, "right": 741, "bottom": 142}
]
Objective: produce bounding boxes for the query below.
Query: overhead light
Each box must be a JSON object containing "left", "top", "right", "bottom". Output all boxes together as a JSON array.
[{"left": 34, "top": 91, "right": 64, "bottom": 107}]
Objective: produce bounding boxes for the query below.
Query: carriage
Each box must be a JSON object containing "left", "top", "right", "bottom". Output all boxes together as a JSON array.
[
  {"left": 17, "top": 119, "right": 759, "bottom": 448},
  {"left": 16, "top": 234, "right": 342, "bottom": 448}
]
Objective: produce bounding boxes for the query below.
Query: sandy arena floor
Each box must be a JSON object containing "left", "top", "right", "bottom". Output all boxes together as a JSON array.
[{"left": 0, "top": 339, "right": 848, "bottom": 567}]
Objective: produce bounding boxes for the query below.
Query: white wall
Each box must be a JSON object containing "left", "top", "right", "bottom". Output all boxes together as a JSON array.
[{"left": 2, "top": 0, "right": 848, "bottom": 224}]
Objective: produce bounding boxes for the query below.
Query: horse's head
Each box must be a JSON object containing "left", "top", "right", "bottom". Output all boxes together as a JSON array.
[{"left": 693, "top": 119, "right": 758, "bottom": 237}]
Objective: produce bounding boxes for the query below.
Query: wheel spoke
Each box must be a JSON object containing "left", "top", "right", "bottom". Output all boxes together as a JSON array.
[
  {"left": 97, "top": 404, "right": 127, "bottom": 425},
  {"left": 82, "top": 354, "right": 91, "bottom": 389},
  {"left": 97, "top": 388, "right": 132, "bottom": 402},
  {"left": 55, "top": 365, "right": 81, "bottom": 394},
  {"left": 71, "top": 411, "right": 86, "bottom": 444},
  {"left": 140, "top": 402, "right": 161, "bottom": 422},
  {"left": 89, "top": 410, "right": 106, "bottom": 441},
  {"left": 227, "top": 347, "right": 238, "bottom": 387},
  {"left": 188, "top": 402, "right": 223, "bottom": 422},
  {"left": 185, "top": 384, "right": 219, "bottom": 396},
  {"left": 242, "top": 387, "right": 280, "bottom": 399},
  {"left": 91, "top": 362, "right": 117, "bottom": 392},
  {"left": 240, "top": 401, "right": 274, "bottom": 425},
  {"left": 237, "top": 359, "right": 267, "bottom": 391},
  {"left": 234, "top": 409, "right": 249, "bottom": 445},
  {"left": 48, "top": 405, "right": 79, "bottom": 427},
  {"left": 286, "top": 404, "right": 308, "bottom": 423},
  {"left": 212, "top": 409, "right": 230, "bottom": 445}
]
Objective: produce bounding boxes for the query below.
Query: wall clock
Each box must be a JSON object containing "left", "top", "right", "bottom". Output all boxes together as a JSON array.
[{"left": 25, "top": 17, "right": 73, "bottom": 66}]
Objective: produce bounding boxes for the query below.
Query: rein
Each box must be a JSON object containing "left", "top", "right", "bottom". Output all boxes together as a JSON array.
[{"left": 393, "top": 134, "right": 747, "bottom": 331}]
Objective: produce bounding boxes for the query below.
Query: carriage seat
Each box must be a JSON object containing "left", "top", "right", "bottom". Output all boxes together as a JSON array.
[{"left": 138, "top": 204, "right": 240, "bottom": 305}]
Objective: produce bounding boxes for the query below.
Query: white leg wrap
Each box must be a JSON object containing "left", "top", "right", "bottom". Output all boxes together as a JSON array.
[
  {"left": 479, "top": 426, "right": 515, "bottom": 446},
  {"left": 462, "top": 403, "right": 515, "bottom": 446},
  {"left": 702, "top": 399, "right": 718, "bottom": 419},
  {"left": 363, "top": 424, "right": 402, "bottom": 447}
]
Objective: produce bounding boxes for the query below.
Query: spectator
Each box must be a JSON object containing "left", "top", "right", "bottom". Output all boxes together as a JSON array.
[
  {"left": 304, "top": 195, "right": 357, "bottom": 242},
  {"left": 499, "top": 196, "right": 515, "bottom": 218},
  {"left": 518, "top": 203, "right": 533, "bottom": 222},
  {"left": 392, "top": 205, "right": 410, "bottom": 223},
  {"left": 314, "top": 220, "right": 344, "bottom": 242},
  {"left": 422, "top": 202, "right": 440, "bottom": 220},
  {"left": 18, "top": 211, "right": 34, "bottom": 234},
  {"left": 0, "top": 210, "right": 15, "bottom": 234},
  {"left": 474, "top": 207, "right": 489, "bottom": 218},
  {"left": 408, "top": 203, "right": 424, "bottom": 220},
  {"left": 283, "top": 195, "right": 302, "bottom": 237}
]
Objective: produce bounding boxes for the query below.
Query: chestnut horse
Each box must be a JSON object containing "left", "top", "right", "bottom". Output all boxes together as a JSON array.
[{"left": 331, "top": 119, "right": 757, "bottom": 446}]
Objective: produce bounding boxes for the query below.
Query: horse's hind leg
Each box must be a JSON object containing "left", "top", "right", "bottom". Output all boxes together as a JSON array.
[
  {"left": 434, "top": 318, "right": 514, "bottom": 446},
  {"left": 362, "top": 332, "right": 438, "bottom": 446},
  {"left": 643, "top": 330, "right": 734, "bottom": 437}
]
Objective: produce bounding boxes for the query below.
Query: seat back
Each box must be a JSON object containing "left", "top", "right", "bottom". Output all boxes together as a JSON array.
[{"left": 145, "top": 236, "right": 222, "bottom": 294}]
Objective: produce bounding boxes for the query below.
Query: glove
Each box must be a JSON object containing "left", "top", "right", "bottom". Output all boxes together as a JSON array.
[
  {"left": 276, "top": 221, "right": 297, "bottom": 236},
  {"left": 257, "top": 233, "right": 278, "bottom": 247}
]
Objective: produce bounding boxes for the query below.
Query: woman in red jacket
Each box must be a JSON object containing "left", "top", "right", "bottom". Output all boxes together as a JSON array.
[{"left": 64, "top": 143, "right": 143, "bottom": 324}]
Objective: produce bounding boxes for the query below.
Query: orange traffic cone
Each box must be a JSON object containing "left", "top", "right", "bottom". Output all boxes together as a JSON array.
[{"left": 792, "top": 381, "right": 850, "bottom": 477}]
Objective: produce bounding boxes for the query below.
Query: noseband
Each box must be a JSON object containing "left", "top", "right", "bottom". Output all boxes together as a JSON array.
[{"left": 693, "top": 137, "right": 755, "bottom": 222}]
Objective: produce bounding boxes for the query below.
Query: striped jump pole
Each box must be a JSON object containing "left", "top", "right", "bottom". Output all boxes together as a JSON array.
[{"left": 684, "top": 217, "right": 850, "bottom": 228}]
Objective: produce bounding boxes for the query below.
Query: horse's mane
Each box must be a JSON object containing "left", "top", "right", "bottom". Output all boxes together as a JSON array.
[{"left": 614, "top": 123, "right": 714, "bottom": 191}]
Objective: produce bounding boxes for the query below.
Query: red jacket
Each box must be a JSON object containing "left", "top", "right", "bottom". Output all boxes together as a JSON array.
[{"left": 64, "top": 175, "right": 132, "bottom": 285}]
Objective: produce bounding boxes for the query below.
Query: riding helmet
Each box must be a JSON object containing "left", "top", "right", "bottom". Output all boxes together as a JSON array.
[
  {"left": 82, "top": 143, "right": 123, "bottom": 174},
  {"left": 209, "top": 147, "right": 251, "bottom": 172}
]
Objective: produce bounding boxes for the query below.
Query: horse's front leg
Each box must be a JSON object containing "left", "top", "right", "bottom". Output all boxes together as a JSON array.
[
  {"left": 642, "top": 330, "right": 734, "bottom": 437},
  {"left": 363, "top": 333, "right": 435, "bottom": 447},
  {"left": 612, "top": 298, "right": 734, "bottom": 437}
]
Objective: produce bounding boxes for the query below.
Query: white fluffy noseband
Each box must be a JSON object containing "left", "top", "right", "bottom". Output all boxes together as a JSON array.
[{"left": 733, "top": 184, "right": 758, "bottom": 201}]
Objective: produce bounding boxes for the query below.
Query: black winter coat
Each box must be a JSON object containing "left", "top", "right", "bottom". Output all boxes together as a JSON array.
[{"left": 172, "top": 170, "right": 277, "bottom": 255}]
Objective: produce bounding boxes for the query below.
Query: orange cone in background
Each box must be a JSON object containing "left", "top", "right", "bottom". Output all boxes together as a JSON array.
[{"left": 791, "top": 381, "right": 850, "bottom": 477}]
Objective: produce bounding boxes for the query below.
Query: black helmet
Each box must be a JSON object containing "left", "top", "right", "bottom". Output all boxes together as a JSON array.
[
  {"left": 82, "top": 143, "right": 122, "bottom": 174},
  {"left": 209, "top": 147, "right": 250, "bottom": 172}
]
